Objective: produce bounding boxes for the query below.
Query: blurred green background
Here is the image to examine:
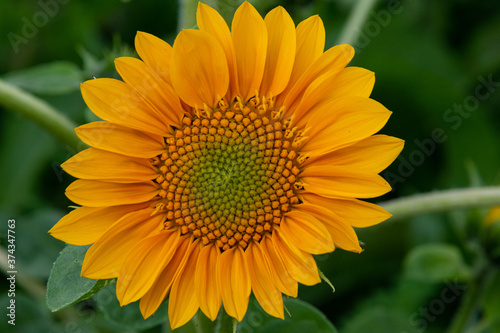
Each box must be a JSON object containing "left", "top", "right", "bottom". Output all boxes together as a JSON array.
[{"left": 1, "top": 0, "right": 500, "bottom": 332}]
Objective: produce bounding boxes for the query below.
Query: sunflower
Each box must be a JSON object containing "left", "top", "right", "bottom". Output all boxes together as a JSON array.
[{"left": 50, "top": 1, "right": 403, "bottom": 329}]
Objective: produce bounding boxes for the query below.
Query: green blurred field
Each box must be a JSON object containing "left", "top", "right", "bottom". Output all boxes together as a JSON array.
[{"left": 1, "top": 0, "right": 500, "bottom": 332}]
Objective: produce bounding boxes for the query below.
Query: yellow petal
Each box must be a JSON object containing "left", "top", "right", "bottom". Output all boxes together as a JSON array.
[
  {"left": 115, "top": 57, "right": 184, "bottom": 126},
  {"left": 65, "top": 179, "right": 159, "bottom": 207},
  {"left": 75, "top": 121, "right": 166, "bottom": 159},
  {"left": 195, "top": 244, "right": 221, "bottom": 321},
  {"left": 301, "top": 165, "right": 392, "bottom": 199},
  {"left": 81, "top": 208, "right": 163, "bottom": 279},
  {"left": 295, "top": 67, "right": 375, "bottom": 125},
  {"left": 140, "top": 235, "right": 191, "bottom": 319},
  {"left": 217, "top": 246, "right": 251, "bottom": 321},
  {"left": 300, "top": 193, "right": 392, "bottom": 228},
  {"left": 281, "top": 210, "right": 334, "bottom": 254},
  {"left": 260, "top": 235, "right": 298, "bottom": 297},
  {"left": 245, "top": 241, "right": 284, "bottom": 319},
  {"left": 272, "top": 229, "right": 320, "bottom": 286},
  {"left": 486, "top": 207, "right": 500, "bottom": 224},
  {"left": 278, "top": 44, "right": 354, "bottom": 114},
  {"left": 259, "top": 6, "right": 296, "bottom": 97},
  {"left": 116, "top": 230, "right": 179, "bottom": 305},
  {"left": 169, "top": 239, "right": 201, "bottom": 329},
  {"left": 287, "top": 15, "right": 325, "bottom": 90},
  {"left": 302, "top": 96, "right": 392, "bottom": 156},
  {"left": 49, "top": 203, "right": 150, "bottom": 245},
  {"left": 62, "top": 148, "right": 157, "bottom": 183},
  {"left": 306, "top": 135, "right": 404, "bottom": 173},
  {"left": 171, "top": 29, "right": 229, "bottom": 109},
  {"left": 81, "top": 78, "right": 171, "bottom": 136},
  {"left": 295, "top": 204, "right": 362, "bottom": 253},
  {"left": 197, "top": 2, "right": 239, "bottom": 100},
  {"left": 135, "top": 31, "right": 173, "bottom": 85},
  {"left": 232, "top": 1, "right": 268, "bottom": 101}
]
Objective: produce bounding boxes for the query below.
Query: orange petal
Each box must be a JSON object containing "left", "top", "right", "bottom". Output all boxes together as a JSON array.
[
  {"left": 301, "top": 165, "right": 392, "bottom": 199},
  {"left": 286, "top": 15, "right": 325, "bottom": 90},
  {"left": 66, "top": 179, "right": 159, "bottom": 207},
  {"left": 301, "top": 193, "right": 392, "bottom": 228},
  {"left": 171, "top": 29, "right": 229, "bottom": 109},
  {"left": 135, "top": 31, "right": 173, "bottom": 85},
  {"left": 245, "top": 241, "right": 284, "bottom": 319},
  {"left": 75, "top": 121, "right": 166, "bottom": 159},
  {"left": 302, "top": 96, "right": 392, "bottom": 156},
  {"left": 272, "top": 229, "right": 320, "bottom": 286},
  {"left": 81, "top": 208, "right": 163, "bottom": 279},
  {"left": 217, "top": 246, "right": 251, "bottom": 321},
  {"left": 169, "top": 239, "right": 201, "bottom": 329},
  {"left": 259, "top": 6, "right": 296, "bottom": 97},
  {"left": 140, "top": 235, "right": 191, "bottom": 319},
  {"left": 115, "top": 57, "right": 184, "bottom": 126},
  {"left": 295, "top": 204, "right": 362, "bottom": 253},
  {"left": 81, "top": 78, "right": 172, "bottom": 136},
  {"left": 306, "top": 135, "right": 404, "bottom": 173},
  {"left": 281, "top": 210, "right": 334, "bottom": 254},
  {"left": 116, "top": 230, "right": 180, "bottom": 305},
  {"left": 295, "top": 67, "right": 375, "bottom": 125},
  {"left": 232, "top": 1, "right": 268, "bottom": 101},
  {"left": 195, "top": 244, "right": 221, "bottom": 320},
  {"left": 279, "top": 44, "right": 354, "bottom": 113},
  {"left": 49, "top": 203, "right": 150, "bottom": 245},
  {"left": 197, "top": 2, "right": 239, "bottom": 100},
  {"left": 62, "top": 148, "right": 157, "bottom": 183},
  {"left": 260, "top": 235, "right": 298, "bottom": 297}
]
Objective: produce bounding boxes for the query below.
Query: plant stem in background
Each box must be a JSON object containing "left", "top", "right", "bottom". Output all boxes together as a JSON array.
[
  {"left": 178, "top": 0, "right": 220, "bottom": 30},
  {"left": 380, "top": 187, "right": 500, "bottom": 221},
  {"left": 337, "top": 0, "right": 379, "bottom": 47},
  {"left": 0, "top": 79, "right": 81, "bottom": 151}
]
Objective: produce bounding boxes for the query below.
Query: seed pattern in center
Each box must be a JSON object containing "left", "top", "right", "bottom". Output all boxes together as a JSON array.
[{"left": 151, "top": 97, "right": 305, "bottom": 251}]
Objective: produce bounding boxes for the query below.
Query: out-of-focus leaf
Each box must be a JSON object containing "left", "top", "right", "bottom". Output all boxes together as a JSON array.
[
  {"left": 342, "top": 307, "right": 419, "bottom": 333},
  {"left": 2, "top": 61, "right": 83, "bottom": 95},
  {"left": 238, "top": 297, "right": 338, "bottom": 333},
  {"left": 94, "top": 284, "right": 168, "bottom": 331},
  {"left": 404, "top": 244, "right": 472, "bottom": 282},
  {"left": 1, "top": 294, "right": 54, "bottom": 333},
  {"left": 47, "top": 245, "right": 110, "bottom": 312}
]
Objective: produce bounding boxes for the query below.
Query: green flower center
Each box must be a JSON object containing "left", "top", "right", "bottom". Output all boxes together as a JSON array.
[{"left": 151, "top": 97, "right": 304, "bottom": 250}]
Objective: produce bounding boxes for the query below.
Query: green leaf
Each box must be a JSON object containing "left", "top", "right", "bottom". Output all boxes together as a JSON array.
[
  {"left": 94, "top": 284, "right": 169, "bottom": 331},
  {"left": 46, "top": 244, "right": 110, "bottom": 312},
  {"left": 342, "top": 307, "right": 419, "bottom": 333},
  {"left": 2, "top": 61, "right": 83, "bottom": 95},
  {"left": 404, "top": 243, "right": 472, "bottom": 283},
  {"left": 239, "top": 297, "right": 338, "bottom": 333}
]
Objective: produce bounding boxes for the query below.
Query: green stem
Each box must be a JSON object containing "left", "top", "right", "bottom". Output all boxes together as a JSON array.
[
  {"left": 380, "top": 187, "right": 500, "bottom": 221},
  {"left": 446, "top": 262, "right": 492, "bottom": 333},
  {"left": 337, "top": 0, "right": 379, "bottom": 47},
  {"left": 0, "top": 79, "right": 80, "bottom": 150},
  {"left": 216, "top": 308, "right": 237, "bottom": 333}
]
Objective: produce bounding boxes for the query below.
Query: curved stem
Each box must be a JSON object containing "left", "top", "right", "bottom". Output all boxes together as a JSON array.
[
  {"left": 380, "top": 187, "right": 500, "bottom": 221},
  {"left": 0, "top": 79, "right": 80, "bottom": 150},
  {"left": 337, "top": 0, "right": 379, "bottom": 47}
]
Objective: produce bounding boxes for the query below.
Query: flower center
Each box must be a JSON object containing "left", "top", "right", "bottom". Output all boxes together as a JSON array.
[{"left": 151, "top": 96, "right": 305, "bottom": 251}]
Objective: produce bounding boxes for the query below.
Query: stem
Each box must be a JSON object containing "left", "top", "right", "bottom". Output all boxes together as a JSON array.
[
  {"left": 446, "top": 264, "right": 491, "bottom": 333},
  {"left": 337, "top": 0, "right": 379, "bottom": 47},
  {"left": 380, "top": 187, "right": 500, "bottom": 221},
  {"left": 216, "top": 307, "right": 236, "bottom": 333},
  {"left": 0, "top": 79, "right": 80, "bottom": 150}
]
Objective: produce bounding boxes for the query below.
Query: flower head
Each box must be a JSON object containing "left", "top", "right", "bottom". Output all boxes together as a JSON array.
[{"left": 50, "top": 1, "right": 403, "bottom": 329}]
